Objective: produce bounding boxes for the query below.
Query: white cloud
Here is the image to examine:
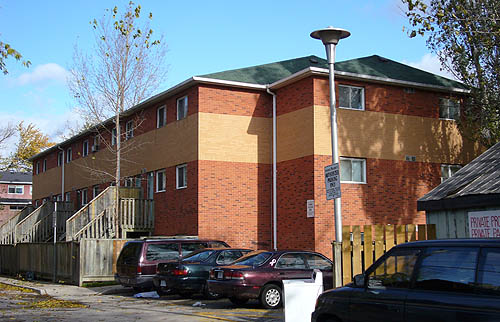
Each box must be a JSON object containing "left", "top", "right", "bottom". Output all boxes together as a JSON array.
[
  {"left": 16, "top": 63, "right": 69, "bottom": 85},
  {"left": 404, "top": 53, "right": 458, "bottom": 80}
]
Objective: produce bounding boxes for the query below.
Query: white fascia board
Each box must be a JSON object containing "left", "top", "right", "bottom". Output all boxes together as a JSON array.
[
  {"left": 270, "top": 66, "right": 470, "bottom": 94},
  {"left": 0, "top": 181, "right": 32, "bottom": 184},
  {"left": 192, "top": 76, "right": 267, "bottom": 90}
]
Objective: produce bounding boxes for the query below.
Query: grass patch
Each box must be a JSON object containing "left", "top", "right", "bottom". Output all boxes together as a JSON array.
[
  {"left": 82, "top": 281, "right": 118, "bottom": 288},
  {"left": 0, "top": 282, "right": 36, "bottom": 294},
  {"left": 17, "top": 296, "right": 87, "bottom": 309}
]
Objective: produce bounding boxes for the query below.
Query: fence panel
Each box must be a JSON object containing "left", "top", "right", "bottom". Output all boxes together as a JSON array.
[{"left": 337, "top": 224, "right": 436, "bottom": 286}]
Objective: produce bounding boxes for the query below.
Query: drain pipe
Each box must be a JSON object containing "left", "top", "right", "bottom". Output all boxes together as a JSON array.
[{"left": 266, "top": 87, "right": 277, "bottom": 251}]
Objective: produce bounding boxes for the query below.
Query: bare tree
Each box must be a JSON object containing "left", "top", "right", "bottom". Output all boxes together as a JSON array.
[
  {"left": 68, "top": 1, "right": 167, "bottom": 187},
  {"left": 0, "top": 123, "right": 16, "bottom": 171}
]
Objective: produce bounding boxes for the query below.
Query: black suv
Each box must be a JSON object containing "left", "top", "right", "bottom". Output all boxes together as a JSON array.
[
  {"left": 115, "top": 237, "right": 229, "bottom": 291},
  {"left": 312, "top": 239, "right": 500, "bottom": 322}
]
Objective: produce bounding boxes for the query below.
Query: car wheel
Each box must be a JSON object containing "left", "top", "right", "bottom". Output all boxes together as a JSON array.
[
  {"left": 229, "top": 297, "right": 249, "bottom": 305},
  {"left": 203, "top": 283, "right": 222, "bottom": 300},
  {"left": 260, "top": 284, "right": 282, "bottom": 309}
]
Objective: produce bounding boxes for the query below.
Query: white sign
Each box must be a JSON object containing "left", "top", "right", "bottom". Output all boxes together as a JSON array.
[
  {"left": 468, "top": 210, "right": 500, "bottom": 238},
  {"left": 324, "top": 163, "right": 341, "bottom": 200},
  {"left": 307, "top": 200, "right": 315, "bottom": 218}
]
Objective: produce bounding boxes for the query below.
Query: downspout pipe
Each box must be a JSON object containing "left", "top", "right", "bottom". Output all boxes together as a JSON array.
[
  {"left": 57, "top": 146, "right": 65, "bottom": 200},
  {"left": 266, "top": 87, "right": 277, "bottom": 251}
]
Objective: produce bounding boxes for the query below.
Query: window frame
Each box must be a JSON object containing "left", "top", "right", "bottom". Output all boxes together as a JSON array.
[
  {"left": 156, "top": 169, "right": 166, "bottom": 192},
  {"left": 340, "top": 157, "right": 367, "bottom": 184},
  {"left": 157, "top": 106, "right": 166, "bottom": 128},
  {"left": 338, "top": 84, "right": 365, "bottom": 111},
  {"left": 92, "top": 185, "right": 100, "bottom": 198},
  {"left": 81, "top": 189, "right": 88, "bottom": 205},
  {"left": 42, "top": 159, "right": 47, "bottom": 172},
  {"left": 439, "top": 98, "right": 460, "bottom": 121},
  {"left": 8, "top": 185, "right": 24, "bottom": 195},
  {"left": 125, "top": 120, "right": 134, "bottom": 140},
  {"left": 35, "top": 161, "right": 40, "bottom": 175},
  {"left": 111, "top": 128, "right": 117, "bottom": 146},
  {"left": 176, "top": 96, "right": 188, "bottom": 120},
  {"left": 66, "top": 148, "right": 72, "bottom": 163},
  {"left": 441, "top": 164, "right": 462, "bottom": 183},
  {"left": 82, "top": 140, "right": 89, "bottom": 157},
  {"left": 176, "top": 164, "right": 187, "bottom": 189},
  {"left": 57, "top": 151, "right": 63, "bottom": 166}
]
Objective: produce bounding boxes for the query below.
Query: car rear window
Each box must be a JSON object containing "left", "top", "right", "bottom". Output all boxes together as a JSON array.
[
  {"left": 208, "top": 241, "right": 229, "bottom": 248},
  {"left": 183, "top": 250, "right": 216, "bottom": 262},
  {"left": 234, "top": 252, "right": 272, "bottom": 266},
  {"left": 117, "top": 242, "right": 143, "bottom": 264},
  {"left": 146, "top": 243, "right": 180, "bottom": 261}
]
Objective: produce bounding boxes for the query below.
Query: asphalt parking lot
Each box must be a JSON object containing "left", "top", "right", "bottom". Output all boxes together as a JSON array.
[{"left": 0, "top": 276, "right": 284, "bottom": 322}]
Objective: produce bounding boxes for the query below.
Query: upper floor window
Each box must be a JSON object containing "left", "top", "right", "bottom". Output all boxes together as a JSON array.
[
  {"left": 42, "top": 159, "right": 47, "bottom": 172},
  {"left": 156, "top": 169, "right": 166, "bottom": 192},
  {"left": 176, "top": 164, "right": 187, "bottom": 189},
  {"left": 8, "top": 185, "right": 24, "bottom": 194},
  {"left": 93, "top": 185, "right": 100, "bottom": 198},
  {"left": 340, "top": 157, "right": 366, "bottom": 183},
  {"left": 339, "top": 85, "right": 364, "bottom": 110},
  {"left": 82, "top": 140, "right": 89, "bottom": 157},
  {"left": 441, "top": 164, "right": 462, "bottom": 182},
  {"left": 65, "top": 192, "right": 71, "bottom": 202},
  {"left": 177, "top": 96, "right": 188, "bottom": 120},
  {"left": 92, "top": 136, "right": 99, "bottom": 152},
  {"left": 125, "top": 120, "right": 134, "bottom": 140},
  {"left": 57, "top": 151, "right": 63, "bottom": 166},
  {"left": 81, "top": 189, "right": 88, "bottom": 205},
  {"left": 439, "top": 98, "right": 460, "bottom": 120},
  {"left": 157, "top": 106, "right": 166, "bottom": 128},
  {"left": 66, "top": 148, "right": 72, "bottom": 163},
  {"left": 111, "top": 128, "right": 117, "bottom": 146},
  {"left": 35, "top": 161, "right": 40, "bottom": 174}
]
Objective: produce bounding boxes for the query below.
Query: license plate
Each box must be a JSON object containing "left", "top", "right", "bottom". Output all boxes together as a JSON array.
[
  {"left": 160, "top": 280, "right": 166, "bottom": 287},
  {"left": 217, "top": 271, "right": 223, "bottom": 279}
]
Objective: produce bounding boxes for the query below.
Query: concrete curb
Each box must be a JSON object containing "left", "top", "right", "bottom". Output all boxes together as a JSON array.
[{"left": 0, "top": 278, "right": 48, "bottom": 296}]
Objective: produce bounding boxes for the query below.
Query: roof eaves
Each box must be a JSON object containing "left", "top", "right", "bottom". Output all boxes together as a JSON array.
[{"left": 193, "top": 76, "right": 267, "bottom": 90}]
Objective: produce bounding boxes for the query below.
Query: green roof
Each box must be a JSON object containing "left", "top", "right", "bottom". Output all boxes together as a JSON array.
[{"left": 201, "top": 54, "right": 467, "bottom": 90}]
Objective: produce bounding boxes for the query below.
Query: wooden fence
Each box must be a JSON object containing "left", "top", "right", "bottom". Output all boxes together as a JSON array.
[
  {"left": 0, "top": 239, "right": 130, "bottom": 286},
  {"left": 120, "top": 198, "right": 154, "bottom": 236},
  {"left": 335, "top": 224, "right": 436, "bottom": 285},
  {"left": 0, "top": 206, "right": 34, "bottom": 244}
]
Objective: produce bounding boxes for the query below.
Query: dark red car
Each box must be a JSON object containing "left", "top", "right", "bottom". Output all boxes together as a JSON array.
[{"left": 207, "top": 250, "right": 333, "bottom": 309}]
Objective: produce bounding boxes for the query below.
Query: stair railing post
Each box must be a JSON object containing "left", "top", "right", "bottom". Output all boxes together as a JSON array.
[{"left": 53, "top": 202, "right": 57, "bottom": 282}]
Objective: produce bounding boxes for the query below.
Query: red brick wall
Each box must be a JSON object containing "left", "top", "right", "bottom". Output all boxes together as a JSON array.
[
  {"left": 154, "top": 160, "right": 198, "bottom": 236},
  {"left": 276, "top": 77, "right": 314, "bottom": 116},
  {"left": 198, "top": 84, "right": 271, "bottom": 117},
  {"left": 197, "top": 160, "right": 272, "bottom": 250}
]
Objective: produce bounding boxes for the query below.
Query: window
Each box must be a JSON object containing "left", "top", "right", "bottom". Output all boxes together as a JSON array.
[
  {"left": 35, "top": 162, "right": 40, "bottom": 175},
  {"left": 146, "top": 243, "right": 179, "bottom": 261},
  {"left": 176, "top": 164, "right": 187, "bottom": 189},
  {"left": 82, "top": 140, "right": 89, "bottom": 157},
  {"left": 8, "top": 185, "right": 24, "bottom": 194},
  {"left": 156, "top": 169, "right": 166, "bottom": 192},
  {"left": 177, "top": 96, "right": 188, "bottom": 120},
  {"left": 216, "top": 250, "right": 247, "bottom": 265},
  {"left": 57, "top": 151, "right": 63, "bottom": 166},
  {"left": 441, "top": 164, "right": 462, "bottom": 182},
  {"left": 368, "top": 248, "right": 420, "bottom": 289},
  {"left": 477, "top": 248, "right": 500, "bottom": 295},
  {"left": 66, "top": 148, "right": 72, "bottom": 163},
  {"left": 439, "top": 98, "right": 460, "bottom": 120},
  {"left": 10, "top": 205, "right": 24, "bottom": 210},
  {"left": 30, "top": 186, "right": 32, "bottom": 195},
  {"left": 43, "top": 159, "right": 47, "bottom": 172},
  {"left": 180, "top": 243, "right": 205, "bottom": 257},
  {"left": 56, "top": 194, "right": 63, "bottom": 201},
  {"left": 415, "top": 247, "right": 477, "bottom": 293},
  {"left": 125, "top": 120, "right": 134, "bottom": 140},
  {"left": 124, "top": 177, "right": 134, "bottom": 187},
  {"left": 303, "top": 253, "right": 332, "bottom": 270},
  {"left": 340, "top": 158, "right": 366, "bottom": 183},
  {"left": 339, "top": 85, "right": 364, "bottom": 110},
  {"left": 92, "top": 136, "right": 99, "bottom": 152},
  {"left": 93, "top": 185, "right": 100, "bottom": 198},
  {"left": 65, "top": 192, "right": 71, "bottom": 202},
  {"left": 157, "top": 106, "right": 166, "bottom": 128},
  {"left": 111, "top": 128, "right": 117, "bottom": 146},
  {"left": 81, "top": 189, "right": 88, "bottom": 205},
  {"left": 276, "top": 253, "right": 307, "bottom": 269}
]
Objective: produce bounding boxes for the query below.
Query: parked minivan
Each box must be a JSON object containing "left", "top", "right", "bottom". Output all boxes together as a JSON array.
[
  {"left": 312, "top": 239, "right": 500, "bottom": 322},
  {"left": 115, "top": 237, "right": 229, "bottom": 291}
]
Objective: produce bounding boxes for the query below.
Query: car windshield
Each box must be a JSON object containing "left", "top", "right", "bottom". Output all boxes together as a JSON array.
[
  {"left": 233, "top": 251, "right": 272, "bottom": 266},
  {"left": 183, "top": 250, "right": 216, "bottom": 262}
]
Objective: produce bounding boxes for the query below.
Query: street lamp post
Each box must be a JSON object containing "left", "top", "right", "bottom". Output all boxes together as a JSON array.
[{"left": 311, "top": 27, "right": 350, "bottom": 243}]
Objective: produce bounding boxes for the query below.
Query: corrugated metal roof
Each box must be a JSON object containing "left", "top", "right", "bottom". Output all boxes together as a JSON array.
[{"left": 418, "top": 142, "right": 500, "bottom": 210}]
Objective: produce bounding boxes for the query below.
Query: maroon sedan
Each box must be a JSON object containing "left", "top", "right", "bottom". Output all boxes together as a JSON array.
[{"left": 207, "top": 250, "right": 333, "bottom": 309}]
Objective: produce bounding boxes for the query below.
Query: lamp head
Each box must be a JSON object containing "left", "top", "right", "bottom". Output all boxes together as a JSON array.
[{"left": 310, "top": 26, "right": 350, "bottom": 45}]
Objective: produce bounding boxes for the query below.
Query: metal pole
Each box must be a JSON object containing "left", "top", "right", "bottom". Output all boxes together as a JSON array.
[{"left": 325, "top": 43, "right": 343, "bottom": 243}]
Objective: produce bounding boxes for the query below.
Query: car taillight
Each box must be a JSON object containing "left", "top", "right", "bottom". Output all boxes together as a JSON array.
[
  {"left": 137, "top": 265, "right": 142, "bottom": 275},
  {"left": 223, "top": 270, "right": 244, "bottom": 280},
  {"left": 209, "top": 270, "right": 215, "bottom": 279},
  {"left": 172, "top": 268, "right": 188, "bottom": 276}
]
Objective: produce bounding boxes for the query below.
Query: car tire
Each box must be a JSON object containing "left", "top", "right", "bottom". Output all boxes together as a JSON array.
[
  {"left": 260, "top": 284, "right": 282, "bottom": 309},
  {"left": 203, "top": 283, "right": 222, "bottom": 300},
  {"left": 229, "top": 297, "right": 249, "bottom": 305}
]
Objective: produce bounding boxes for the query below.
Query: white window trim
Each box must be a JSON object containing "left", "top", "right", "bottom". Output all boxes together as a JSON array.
[
  {"left": 82, "top": 140, "right": 89, "bottom": 157},
  {"left": 156, "top": 169, "right": 166, "bottom": 192},
  {"left": 65, "top": 192, "right": 71, "bottom": 202},
  {"left": 441, "top": 164, "right": 462, "bottom": 182},
  {"left": 439, "top": 98, "right": 460, "bottom": 121},
  {"left": 43, "top": 159, "right": 47, "bottom": 172},
  {"left": 35, "top": 162, "right": 40, "bottom": 174},
  {"left": 81, "top": 189, "right": 88, "bottom": 205},
  {"left": 338, "top": 84, "right": 365, "bottom": 111},
  {"left": 177, "top": 96, "right": 188, "bottom": 120},
  {"left": 126, "top": 120, "right": 134, "bottom": 140},
  {"left": 157, "top": 106, "right": 166, "bottom": 128},
  {"left": 58, "top": 151, "right": 63, "bottom": 167},
  {"left": 111, "top": 128, "right": 117, "bottom": 146},
  {"left": 93, "top": 185, "right": 99, "bottom": 198},
  {"left": 66, "top": 148, "right": 72, "bottom": 163},
  {"left": 340, "top": 157, "right": 367, "bottom": 184},
  {"left": 176, "top": 164, "right": 187, "bottom": 189},
  {"left": 8, "top": 185, "right": 24, "bottom": 195}
]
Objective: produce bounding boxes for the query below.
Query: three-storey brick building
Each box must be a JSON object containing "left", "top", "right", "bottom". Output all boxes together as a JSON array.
[{"left": 30, "top": 55, "right": 480, "bottom": 257}]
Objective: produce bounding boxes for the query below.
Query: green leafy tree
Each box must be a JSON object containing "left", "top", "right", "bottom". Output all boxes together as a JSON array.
[
  {"left": 403, "top": 0, "right": 500, "bottom": 147},
  {"left": 2, "top": 122, "right": 54, "bottom": 172},
  {"left": 0, "top": 41, "right": 31, "bottom": 74}
]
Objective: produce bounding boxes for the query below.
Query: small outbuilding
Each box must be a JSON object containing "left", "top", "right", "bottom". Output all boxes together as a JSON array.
[{"left": 418, "top": 142, "right": 500, "bottom": 239}]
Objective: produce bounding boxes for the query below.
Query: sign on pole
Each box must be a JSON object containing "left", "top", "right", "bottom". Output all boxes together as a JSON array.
[{"left": 325, "top": 163, "right": 341, "bottom": 200}]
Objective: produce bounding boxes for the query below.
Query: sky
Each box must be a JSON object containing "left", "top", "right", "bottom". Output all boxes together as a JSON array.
[{"left": 0, "top": 0, "right": 452, "bottom": 150}]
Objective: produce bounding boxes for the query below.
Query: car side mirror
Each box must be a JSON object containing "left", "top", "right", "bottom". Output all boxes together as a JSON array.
[{"left": 353, "top": 274, "right": 365, "bottom": 287}]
